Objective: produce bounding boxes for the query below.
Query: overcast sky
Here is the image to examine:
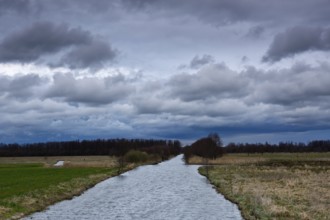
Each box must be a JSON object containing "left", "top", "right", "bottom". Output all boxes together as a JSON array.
[{"left": 1, "top": 0, "right": 330, "bottom": 144}]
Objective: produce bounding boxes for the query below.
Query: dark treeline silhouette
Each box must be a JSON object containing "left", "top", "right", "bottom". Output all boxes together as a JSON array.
[
  {"left": 225, "top": 140, "right": 330, "bottom": 153},
  {"left": 0, "top": 139, "right": 182, "bottom": 158},
  {"left": 183, "top": 137, "right": 224, "bottom": 160},
  {"left": 183, "top": 133, "right": 224, "bottom": 177},
  {"left": 183, "top": 133, "right": 224, "bottom": 163}
]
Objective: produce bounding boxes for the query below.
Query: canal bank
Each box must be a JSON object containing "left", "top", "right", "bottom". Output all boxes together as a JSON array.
[{"left": 25, "top": 155, "right": 242, "bottom": 220}]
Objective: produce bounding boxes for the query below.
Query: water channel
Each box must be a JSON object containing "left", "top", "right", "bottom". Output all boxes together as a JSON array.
[{"left": 25, "top": 155, "right": 242, "bottom": 220}]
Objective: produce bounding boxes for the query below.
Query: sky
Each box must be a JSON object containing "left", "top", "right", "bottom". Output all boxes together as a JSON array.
[{"left": 0, "top": 0, "right": 330, "bottom": 145}]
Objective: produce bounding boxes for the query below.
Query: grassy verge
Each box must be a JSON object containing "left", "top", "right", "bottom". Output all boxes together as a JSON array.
[
  {"left": 197, "top": 153, "right": 330, "bottom": 220},
  {"left": 0, "top": 156, "right": 159, "bottom": 220}
]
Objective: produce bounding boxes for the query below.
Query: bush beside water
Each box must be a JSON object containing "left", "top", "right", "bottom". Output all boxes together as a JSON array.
[{"left": 124, "top": 150, "right": 149, "bottom": 163}]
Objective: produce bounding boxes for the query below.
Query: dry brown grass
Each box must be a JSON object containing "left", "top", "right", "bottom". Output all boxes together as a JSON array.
[
  {"left": 0, "top": 156, "right": 118, "bottom": 167},
  {"left": 188, "top": 154, "right": 268, "bottom": 165},
  {"left": 198, "top": 153, "right": 330, "bottom": 220}
]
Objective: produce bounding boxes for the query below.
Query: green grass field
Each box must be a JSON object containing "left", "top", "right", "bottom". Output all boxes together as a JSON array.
[
  {"left": 0, "top": 163, "right": 112, "bottom": 200},
  {"left": 0, "top": 154, "right": 161, "bottom": 219},
  {"left": 0, "top": 162, "right": 119, "bottom": 219}
]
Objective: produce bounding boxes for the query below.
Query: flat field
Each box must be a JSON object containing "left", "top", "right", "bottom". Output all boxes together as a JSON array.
[
  {"left": 198, "top": 153, "right": 330, "bottom": 220},
  {"left": 0, "top": 156, "right": 131, "bottom": 219},
  {"left": 0, "top": 155, "right": 118, "bottom": 167}
]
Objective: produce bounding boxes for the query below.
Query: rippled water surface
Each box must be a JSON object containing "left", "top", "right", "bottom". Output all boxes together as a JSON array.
[{"left": 25, "top": 155, "right": 242, "bottom": 220}]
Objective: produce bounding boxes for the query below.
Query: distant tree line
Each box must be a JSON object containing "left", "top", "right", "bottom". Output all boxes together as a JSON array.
[
  {"left": 224, "top": 140, "right": 330, "bottom": 153},
  {"left": 0, "top": 139, "right": 182, "bottom": 158},
  {"left": 183, "top": 137, "right": 330, "bottom": 162}
]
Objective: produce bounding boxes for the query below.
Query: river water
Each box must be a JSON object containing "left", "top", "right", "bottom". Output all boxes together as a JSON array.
[{"left": 25, "top": 155, "right": 242, "bottom": 220}]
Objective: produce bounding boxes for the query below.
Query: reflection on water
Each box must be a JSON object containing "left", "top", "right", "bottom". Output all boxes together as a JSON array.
[{"left": 25, "top": 155, "right": 242, "bottom": 220}]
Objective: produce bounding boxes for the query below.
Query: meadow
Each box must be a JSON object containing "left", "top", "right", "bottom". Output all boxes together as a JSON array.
[
  {"left": 198, "top": 153, "right": 330, "bottom": 220},
  {"left": 0, "top": 155, "right": 157, "bottom": 219}
]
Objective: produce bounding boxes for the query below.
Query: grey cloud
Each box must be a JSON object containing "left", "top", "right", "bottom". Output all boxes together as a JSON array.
[
  {"left": 45, "top": 0, "right": 328, "bottom": 28},
  {"left": 278, "top": 105, "right": 330, "bottom": 125},
  {"left": 122, "top": 0, "right": 251, "bottom": 23},
  {"left": 121, "top": 0, "right": 330, "bottom": 26},
  {"left": 142, "top": 62, "right": 330, "bottom": 119},
  {"left": 0, "top": 21, "right": 117, "bottom": 69},
  {"left": 0, "top": 97, "right": 135, "bottom": 143},
  {"left": 0, "top": 76, "right": 10, "bottom": 93},
  {"left": 3, "top": 0, "right": 330, "bottom": 143},
  {"left": 46, "top": 73, "right": 135, "bottom": 105},
  {"left": 241, "top": 56, "right": 249, "bottom": 63},
  {"left": 0, "top": 0, "right": 112, "bottom": 16},
  {"left": 2, "top": 62, "right": 330, "bottom": 143},
  {"left": 9, "top": 0, "right": 328, "bottom": 32},
  {"left": 122, "top": 0, "right": 250, "bottom": 25},
  {"left": 134, "top": 93, "right": 247, "bottom": 118},
  {"left": 263, "top": 26, "right": 330, "bottom": 62},
  {"left": 60, "top": 41, "right": 117, "bottom": 69},
  {"left": 0, "top": 74, "right": 45, "bottom": 100},
  {"left": 173, "top": 62, "right": 330, "bottom": 108},
  {"left": 246, "top": 25, "right": 264, "bottom": 38},
  {"left": 190, "top": 54, "right": 214, "bottom": 69},
  {"left": 245, "top": 63, "right": 330, "bottom": 105},
  {"left": 121, "top": 0, "right": 156, "bottom": 9},
  {"left": 0, "top": 22, "right": 92, "bottom": 63},
  {"left": 0, "top": 0, "right": 34, "bottom": 14},
  {"left": 167, "top": 62, "right": 330, "bottom": 129},
  {"left": 169, "top": 63, "right": 248, "bottom": 101}
]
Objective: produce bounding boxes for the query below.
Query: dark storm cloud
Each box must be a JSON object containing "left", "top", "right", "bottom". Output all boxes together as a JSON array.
[
  {"left": 190, "top": 54, "right": 214, "bottom": 69},
  {"left": 46, "top": 73, "right": 135, "bottom": 105},
  {"left": 0, "top": 22, "right": 92, "bottom": 63},
  {"left": 0, "top": 0, "right": 34, "bottom": 14},
  {"left": 1, "top": 0, "right": 330, "bottom": 143},
  {"left": 59, "top": 41, "right": 117, "bottom": 69},
  {"left": 7, "top": 0, "right": 327, "bottom": 32},
  {"left": 0, "top": 21, "right": 117, "bottom": 68},
  {"left": 121, "top": 0, "right": 330, "bottom": 25},
  {"left": 121, "top": 0, "right": 156, "bottom": 9},
  {"left": 122, "top": 0, "right": 251, "bottom": 24},
  {"left": 263, "top": 26, "right": 330, "bottom": 62}
]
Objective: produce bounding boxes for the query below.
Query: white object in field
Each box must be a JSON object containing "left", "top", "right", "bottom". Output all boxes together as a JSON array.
[{"left": 54, "top": 160, "right": 64, "bottom": 167}]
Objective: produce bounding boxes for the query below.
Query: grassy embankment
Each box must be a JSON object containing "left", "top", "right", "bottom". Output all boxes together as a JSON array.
[
  {"left": 0, "top": 155, "right": 160, "bottom": 220},
  {"left": 194, "top": 153, "right": 330, "bottom": 220}
]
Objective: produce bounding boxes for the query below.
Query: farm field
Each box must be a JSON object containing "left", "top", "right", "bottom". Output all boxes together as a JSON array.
[
  {"left": 0, "top": 155, "right": 119, "bottom": 167},
  {"left": 0, "top": 155, "right": 156, "bottom": 220},
  {"left": 198, "top": 153, "right": 330, "bottom": 220}
]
